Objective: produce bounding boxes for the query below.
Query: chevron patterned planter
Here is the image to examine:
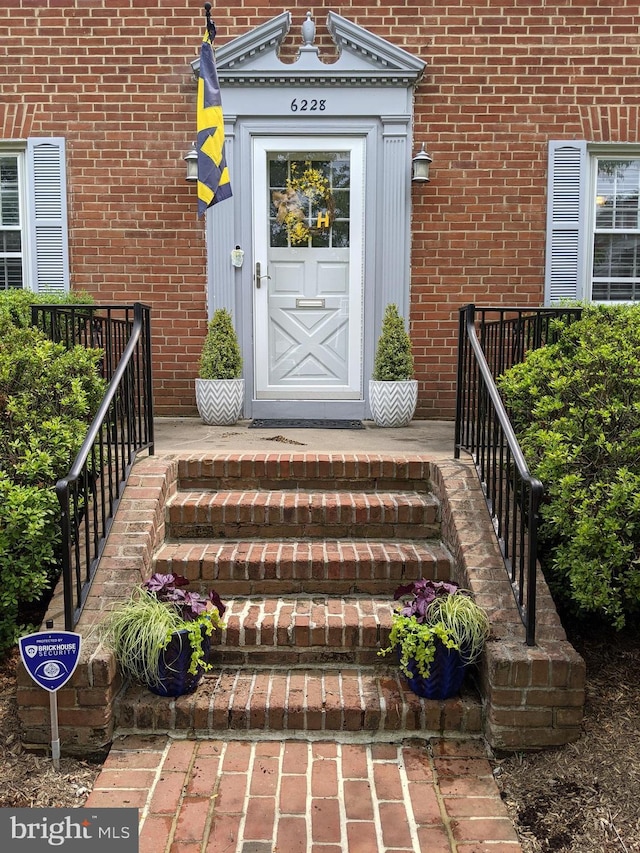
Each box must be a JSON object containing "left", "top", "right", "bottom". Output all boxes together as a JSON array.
[
  {"left": 195, "top": 378, "right": 244, "bottom": 425},
  {"left": 369, "top": 379, "right": 418, "bottom": 428}
]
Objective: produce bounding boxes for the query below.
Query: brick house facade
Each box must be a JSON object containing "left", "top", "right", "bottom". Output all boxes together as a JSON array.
[{"left": 1, "top": 1, "right": 638, "bottom": 419}]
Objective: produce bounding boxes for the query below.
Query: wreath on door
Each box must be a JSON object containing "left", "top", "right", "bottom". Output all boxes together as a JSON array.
[{"left": 273, "top": 163, "right": 335, "bottom": 245}]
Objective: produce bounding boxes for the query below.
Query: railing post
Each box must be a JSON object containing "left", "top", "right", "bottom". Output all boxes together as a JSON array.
[
  {"left": 140, "top": 302, "right": 154, "bottom": 454},
  {"left": 55, "top": 480, "right": 75, "bottom": 631},
  {"left": 526, "top": 483, "right": 542, "bottom": 646},
  {"left": 455, "top": 304, "right": 474, "bottom": 459}
]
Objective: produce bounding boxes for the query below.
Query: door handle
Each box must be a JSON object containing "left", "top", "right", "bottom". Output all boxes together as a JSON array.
[{"left": 255, "top": 262, "right": 271, "bottom": 289}]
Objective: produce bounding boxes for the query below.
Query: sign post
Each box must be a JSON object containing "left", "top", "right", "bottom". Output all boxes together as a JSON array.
[{"left": 18, "top": 627, "right": 82, "bottom": 770}]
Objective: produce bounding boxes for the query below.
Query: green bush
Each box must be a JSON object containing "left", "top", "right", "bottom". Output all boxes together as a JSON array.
[
  {"left": 198, "top": 308, "right": 242, "bottom": 380},
  {"left": 372, "top": 303, "right": 415, "bottom": 381},
  {"left": 499, "top": 304, "right": 640, "bottom": 629},
  {"left": 0, "top": 473, "right": 60, "bottom": 652},
  {"left": 0, "top": 289, "right": 92, "bottom": 336},
  {"left": 0, "top": 293, "right": 104, "bottom": 653}
]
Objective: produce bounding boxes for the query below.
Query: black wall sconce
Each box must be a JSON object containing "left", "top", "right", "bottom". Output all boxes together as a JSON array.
[
  {"left": 411, "top": 144, "right": 433, "bottom": 183},
  {"left": 184, "top": 142, "right": 198, "bottom": 182}
]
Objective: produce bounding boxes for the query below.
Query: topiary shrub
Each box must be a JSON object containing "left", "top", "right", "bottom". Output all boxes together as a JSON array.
[
  {"left": 499, "top": 304, "right": 640, "bottom": 629},
  {"left": 198, "top": 308, "right": 242, "bottom": 380},
  {"left": 372, "top": 303, "right": 415, "bottom": 381},
  {"left": 0, "top": 297, "right": 104, "bottom": 653}
]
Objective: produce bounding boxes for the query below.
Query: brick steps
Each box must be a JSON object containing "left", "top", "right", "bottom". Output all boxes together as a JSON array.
[
  {"left": 112, "top": 452, "right": 487, "bottom": 741},
  {"left": 153, "top": 539, "right": 453, "bottom": 596},
  {"left": 165, "top": 490, "right": 440, "bottom": 540},
  {"left": 114, "top": 667, "right": 483, "bottom": 738},
  {"left": 21, "top": 452, "right": 586, "bottom": 755}
]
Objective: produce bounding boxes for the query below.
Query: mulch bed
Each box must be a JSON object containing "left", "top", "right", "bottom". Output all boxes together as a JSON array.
[{"left": 494, "top": 619, "right": 640, "bottom": 852}]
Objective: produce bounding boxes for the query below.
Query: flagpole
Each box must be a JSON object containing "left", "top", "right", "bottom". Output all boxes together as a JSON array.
[
  {"left": 196, "top": 3, "right": 232, "bottom": 214},
  {"left": 203, "top": 2, "right": 216, "bottom": 43}
]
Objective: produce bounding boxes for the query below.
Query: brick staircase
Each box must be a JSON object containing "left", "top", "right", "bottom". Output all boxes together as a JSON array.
[
  {"left": 114, "top": 455, "right": 484, "bottom": 739},
  {"left": 18, "top": 452, "right": 587, "bottom": 756}
]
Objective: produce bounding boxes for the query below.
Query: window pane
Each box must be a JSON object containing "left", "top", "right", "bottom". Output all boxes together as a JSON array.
[
  {"left": 270, "top": 220, "right": 288, "bottom": 248},
  {"left": 592, "top": 281, "right": 640, "bottom": 301},
  {"left": 0, "top": 257, "right": 23, "bottom": 290},
  {"left": 595, "top": 160, "right": 640, "bottom": 230},
  {"left": 331, "top": 158, "right": 350, "bottom": 188},
  {"left": 593, "top": 234, "right": 640, "bottom": 278},
  {"left": 269, "top": 157, "right": 288, "bottom": 188},
  {"left": 268, "top": 151, "right": 350, "bottom": 248},
  {"left": 0, "top": 231, "right": 21, "bottom": 253},
  {"left": 0, "top": 157, "right": 20, "bottom": 226},
  {"left": 332, "top": 221, "right": 350, "bottom": 248},
  {"left": 333, "top": 190, "right": 350, "bottom": 220},
  {"left": 592, "top": 158, "right": 640, "bottom": 300},
  {"left": 310, "top": 230, "right": 330, "bottom": 248}
]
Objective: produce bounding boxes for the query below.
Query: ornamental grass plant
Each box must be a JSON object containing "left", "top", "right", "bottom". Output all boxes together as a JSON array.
[{"left": 99, "top": 573, "right": 225, "bottom": 690}]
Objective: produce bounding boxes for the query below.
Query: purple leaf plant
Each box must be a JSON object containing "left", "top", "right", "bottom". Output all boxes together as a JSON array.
[
  {"left": 393, "top": 579, "right": 461, "bottom": 622},
  {"left": 143, "top": 573, "right": 226, "bottom": 622}
]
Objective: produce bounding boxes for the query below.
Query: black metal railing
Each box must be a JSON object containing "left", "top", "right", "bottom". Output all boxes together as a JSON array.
[
  {"left": 454, "top": 304, "right": 582, "bottom": 645},
  {"left": 32, "top": 303, "right": 154, "bottom": 630}
]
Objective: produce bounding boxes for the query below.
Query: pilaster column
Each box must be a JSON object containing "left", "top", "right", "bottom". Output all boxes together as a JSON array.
[{"left": 378, "top": 116, "right": 412, "bottom": 325}]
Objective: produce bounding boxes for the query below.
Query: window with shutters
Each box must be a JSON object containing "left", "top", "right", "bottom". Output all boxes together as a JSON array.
[
  {"left": 546, "top": 142, "right": 640, "bottom": 305},
  {"left": 0, "top": 138, "right": 69, "bottom": 293}
]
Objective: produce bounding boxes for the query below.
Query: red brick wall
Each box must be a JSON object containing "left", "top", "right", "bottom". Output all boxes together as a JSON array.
[{"left": 2, "top": 1, "right": 639, "bottom": 418}]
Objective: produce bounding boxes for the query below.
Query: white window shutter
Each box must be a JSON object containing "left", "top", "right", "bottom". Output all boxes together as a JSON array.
[
  {"left": 544, "top": 141, "right": 588, "bottom": 305},
  {"left": 26, "top": 138, "right": 70, "bottom": 293}
]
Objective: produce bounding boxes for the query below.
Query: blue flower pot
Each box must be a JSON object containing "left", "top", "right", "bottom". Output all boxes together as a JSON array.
[
  {"left": 148, "top": 627, "right": 211, "bottom": 697},
  {"left": 404, "top": 641, "right": 467, "bottom": 700}
]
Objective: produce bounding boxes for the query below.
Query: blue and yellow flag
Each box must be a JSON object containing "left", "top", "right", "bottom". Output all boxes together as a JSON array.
[{"left": 197, "top": 37, "right": 232, "bottom": 216}]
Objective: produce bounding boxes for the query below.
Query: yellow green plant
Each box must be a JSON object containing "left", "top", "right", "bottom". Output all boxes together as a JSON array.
[{"left": 379, "top": 580, "right": 490, "bottom": 680}]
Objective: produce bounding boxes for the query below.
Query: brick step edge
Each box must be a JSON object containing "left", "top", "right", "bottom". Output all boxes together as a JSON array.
[
  {"left": 176, "top": 454, "right": 434, "bottom": 493},
  {"left": 167, "top": 490, "right": 439, "bottom": 523},
  {"left": 113, "top": 667, "right": 483, "bottom": 736},
  {"left": 153, "top": 540, "right": 454, "bottom": 594},
  {"left": 166, "top": 491, "right": 439, "bottom": 539},
  {"left": 209, "top": 595, "right": 393, "bottom": 661}
]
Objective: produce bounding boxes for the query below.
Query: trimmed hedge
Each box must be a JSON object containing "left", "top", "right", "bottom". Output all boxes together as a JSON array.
[
  {"left": 0, "top": 289, "right": 92, "bottom": 335},
  {"left": 499, "top": 304, "right": 640, "bottom": 629},
  {"left": 0, "top": 292, "right": 104, "bottom": 653}
]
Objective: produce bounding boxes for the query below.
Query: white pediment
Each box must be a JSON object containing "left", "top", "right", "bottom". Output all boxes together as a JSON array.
[{"left": 191, "top": 11, "right": 426, "bottom": 87}]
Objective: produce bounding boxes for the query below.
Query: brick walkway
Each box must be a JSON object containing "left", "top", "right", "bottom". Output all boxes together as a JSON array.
[{"left": 84, "top": 735, "right": 523, "bottom": 852}]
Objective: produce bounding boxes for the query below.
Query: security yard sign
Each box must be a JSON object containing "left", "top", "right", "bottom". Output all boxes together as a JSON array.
[
  {"left": 18, "top": 629, "right": 82, "bottom": 769},
  {"left": 19, "top": 630, "right": 81, "bottom": 692}
]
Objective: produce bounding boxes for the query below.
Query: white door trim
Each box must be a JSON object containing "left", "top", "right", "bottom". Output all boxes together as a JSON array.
[{"left": 252, "top": 136, "right": 365, "bottom": 401}]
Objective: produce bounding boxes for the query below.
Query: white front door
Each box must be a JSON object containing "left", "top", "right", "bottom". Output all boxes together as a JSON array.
[{"left": 253, "top": 137, "right": 364, "bottom": 400}]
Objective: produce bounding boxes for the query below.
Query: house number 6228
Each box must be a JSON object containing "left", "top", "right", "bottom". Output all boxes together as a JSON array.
[{"left": 290, "top": 98, "right": 327, "bottom": 112}]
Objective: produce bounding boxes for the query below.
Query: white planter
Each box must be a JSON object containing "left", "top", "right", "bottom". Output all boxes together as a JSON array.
[
  {"left": 195, "top": 378, "right": 244, "bottom": 425},
  {"left": 369, "top": 379, "right": 418, "bottom": 428}
]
